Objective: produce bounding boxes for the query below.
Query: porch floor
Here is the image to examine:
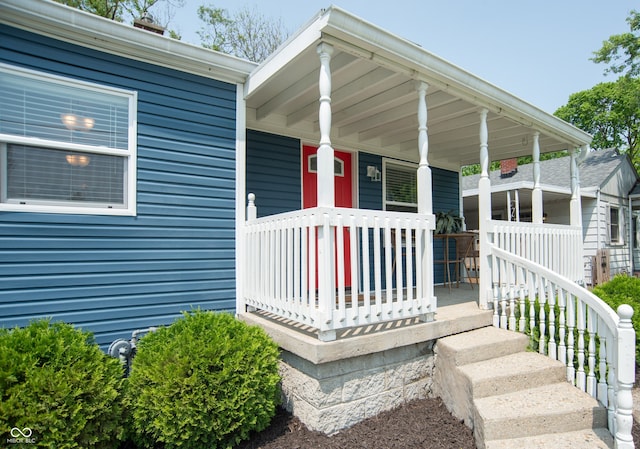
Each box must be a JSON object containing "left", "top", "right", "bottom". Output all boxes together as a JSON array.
[{"left": 239, "top": 282, "right": 492, "bottom": 364}]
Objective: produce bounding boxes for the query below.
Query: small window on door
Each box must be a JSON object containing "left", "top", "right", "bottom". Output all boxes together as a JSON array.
[{"left": 307, "top": 154, "right": 344, "bottom": 176}]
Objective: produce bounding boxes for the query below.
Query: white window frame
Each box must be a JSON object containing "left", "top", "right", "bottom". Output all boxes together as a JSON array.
[
  {"left": 608, "top": 204, "right": 623, "bottom": 245},
  {"left": 382, "top": 158, "right": 418, "bottom": 212},
  {"left": 0, "top": 63, "right": 137, "bottom": 216}
]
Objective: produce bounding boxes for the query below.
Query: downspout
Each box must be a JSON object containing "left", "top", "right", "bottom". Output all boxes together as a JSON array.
[
  {"left": 629, "top": 195, "right": 633, "bottom": 273},
  {"left": 596, "top": 189, "right": 601, "bottom": 252},
  {"left": 235, "top": 82, "right": 247, "bottom": 315}
]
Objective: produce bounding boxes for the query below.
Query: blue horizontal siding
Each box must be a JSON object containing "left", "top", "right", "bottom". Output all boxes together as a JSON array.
[
  {"left": 246, "top": 130, "right": 301, "bottom": 217},
  {"left": 0, "top": 25, "right": 238, "bottom": 348},
  {"left": 432, "top": 167, "right": 460, "bottom": 284}
]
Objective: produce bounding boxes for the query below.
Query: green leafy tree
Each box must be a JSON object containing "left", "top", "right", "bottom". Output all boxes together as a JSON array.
[
  {"left": 54, "top": 0, "right": 184, "bottom": 34},
  {"left": 555, "top": 77, "right": 640, "bottom": 169},
  {"left": 592, "top": 10, "right": 640, "bottom": 77},
  {"left": 198, "top": 4, "right": 288, "bottom": 62}
]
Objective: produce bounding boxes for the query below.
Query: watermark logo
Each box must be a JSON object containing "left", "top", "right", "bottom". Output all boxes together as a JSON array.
[{"left": 7, "top": 427, "right": 36, "bottom": 444}]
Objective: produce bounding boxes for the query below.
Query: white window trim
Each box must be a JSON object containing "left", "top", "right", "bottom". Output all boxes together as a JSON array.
[
  {"left": 382, "top": 158, "right": 418, "bottom": 211},
  {"left": 607, "top": 203, "right": 624, "bottom": 246},
  {"left": 0, "top": 63, "right": 137, "bottom": 216}
]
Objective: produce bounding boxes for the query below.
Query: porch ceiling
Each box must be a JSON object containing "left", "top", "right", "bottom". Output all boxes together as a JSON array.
[{"left": 244, "top": 7, "right": 592, "bottom": 172}]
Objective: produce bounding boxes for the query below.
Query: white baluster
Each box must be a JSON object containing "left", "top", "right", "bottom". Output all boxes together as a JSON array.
[
  {"left": 492, "top": 282, "right": 500, "bottom": 328},
  {"left": 349, "top": 216, "right": 359, "bottom": 322},
  {"left": 362, "top": 216, "right": 371, "bottom": 318},
  {"left": 538, "top": 278, "right": 547, "bottom": 355},
  {"left": 373, "top": 217, "right": 382, "bottom": 312},
  {"left": 547, "top": 282, "right": 557, "bottom": 360},
  {"left": 529, "top": 274, "right": 536, "bottom": 348},
  {"left": 336, "top": 214, "right": 346, "bottom": 322},
  {"left": 587, "top": 307, "right": 597, "bottom": 397},
  {"left": 597, "top": 320, "right": 609, "bottom": 407},
  {"left": 518, "top": 268, "right": 526, "bottom": 333},
  {"left": 576, "top": 300, "right": 586, "bottom": 391},
  {"left": 566, "top": 293, "right": 576, "bottom": 385},
  {"left": 557, "top": 289, "right": 567, "bottom": 365},
  {"left": 508, "top": 265, "right": 516, "bottom": 331}
]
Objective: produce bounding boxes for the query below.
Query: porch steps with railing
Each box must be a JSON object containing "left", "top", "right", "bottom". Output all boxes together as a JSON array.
[{"left": 434, "top": 326, "right": 613, "bottom": 449}]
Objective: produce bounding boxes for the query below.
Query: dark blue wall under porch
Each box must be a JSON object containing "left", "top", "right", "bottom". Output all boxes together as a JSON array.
[
  {"left": 245, "top": 133, "right": 459, "bottom": 286},
  {"left": 0, "top": 25, "right": 238, "bottom": 348}
]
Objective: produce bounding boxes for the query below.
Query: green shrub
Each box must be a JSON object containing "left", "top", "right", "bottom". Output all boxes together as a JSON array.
[
  {"left": 592, "top": 274, "right": 640, "bottom": 362},
  {"left": 0, "top": 320, "right": 124, "bottom": 448},
  {"left": 125, "top": 311, "right": 281, "bottom": 449}
]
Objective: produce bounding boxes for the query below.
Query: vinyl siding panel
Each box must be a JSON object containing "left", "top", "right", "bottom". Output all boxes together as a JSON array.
[
  {"left": 246, "top": 130, "right": 301, "bottom": 217},
  {"left": 359, "top": 153, "right": 383, "bottom": 210},
  {"left": 432, "top": 167, "right": 460, "bottom": 284},
  {"left": 0, "top": 25, "right": 238, "bottom": 348}
]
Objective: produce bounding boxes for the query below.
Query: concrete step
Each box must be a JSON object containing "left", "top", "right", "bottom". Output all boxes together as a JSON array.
[
  {"left": 474, "top": 381, "right": 608, "bottom": 444},
  {"left": 484, "top": 428, "right": 614, "bottom": 449},
  {"left": 459, "top": 351, "right": 567, "bottom": 399},
  {"left": 435, "top": 326, "right": 528, "bottom": 366}
]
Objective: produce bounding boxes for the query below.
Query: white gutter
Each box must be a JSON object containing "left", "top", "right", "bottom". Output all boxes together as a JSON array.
[{"left": 0, "top": 0, "right": 256, "bottom": 85}]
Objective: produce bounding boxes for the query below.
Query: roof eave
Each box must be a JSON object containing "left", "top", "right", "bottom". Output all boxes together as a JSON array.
[
  {"left": 320, "top": 6, "right": 592, "bottom": 148},
  {"left": 0, "top": 0, "right": 256, "bottom": 85}
]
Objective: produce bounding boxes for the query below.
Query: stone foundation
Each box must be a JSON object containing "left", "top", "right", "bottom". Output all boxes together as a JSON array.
[{"left": 279, "top": 341, "right": 435, "bottom": 435}]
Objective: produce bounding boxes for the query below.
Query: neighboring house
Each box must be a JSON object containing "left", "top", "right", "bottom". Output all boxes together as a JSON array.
[{"left": 462, "top": 149, "right": 640, "bottom": 284}]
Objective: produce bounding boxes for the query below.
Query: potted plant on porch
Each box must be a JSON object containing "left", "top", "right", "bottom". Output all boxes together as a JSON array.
[{"left": 435, "top": 210, "right": 464, "bottom": 234}]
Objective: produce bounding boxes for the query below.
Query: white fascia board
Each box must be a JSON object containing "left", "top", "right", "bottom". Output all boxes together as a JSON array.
[
  {"left": 244, "top": 9, "right": 329, "bottom": 98},
  {"left": 0, "top": 0, "right": 256, "bottom": 84},
  {"left": 321, "top": 6, "right": 592, "bottom": 148}
]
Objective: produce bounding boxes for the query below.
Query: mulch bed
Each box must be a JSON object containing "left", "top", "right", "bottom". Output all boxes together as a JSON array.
[
  {"left": 236, "top": 398, "right": 476, "bottom": 449},
  {"left": 238, "top": 397, "right": 640, "bottom": 449}
]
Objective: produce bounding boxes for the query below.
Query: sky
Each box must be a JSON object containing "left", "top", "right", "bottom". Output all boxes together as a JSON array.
[{"left": 169, "top": 0, "right": 636, "bottom": 115}]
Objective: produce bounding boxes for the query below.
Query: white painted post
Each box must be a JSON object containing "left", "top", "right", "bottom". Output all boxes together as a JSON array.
[
  {"left": 615, "top": 304, "right": 635, "bottom": 449},
  {"left": 532, "top": 132, "right": 543, "bottom": 224},
  {"left": 316, "top": 42, "right": 336, "bottom": 341},
  {"left": 316, "top": 42, "right": 335, "bottom": 209},
  {"left": 478, "top": 108, "right": 491, "bottom": 309},
  {"left": 247, "top": 193, "right": 257, "bottom": 221},
  {"left": 416, "top": 82, "right": 435, "bottom": 321},
  {"left": 417, "top": 82, "right": 432, "bottom": 216}
]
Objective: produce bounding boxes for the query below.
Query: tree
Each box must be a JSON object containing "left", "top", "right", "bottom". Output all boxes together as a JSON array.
[
  {"left": 592, "top": 10, "right": 640, "bottom": 77},
  {"left": 197, "top": 5, "right": 288, "bottom": 62},
  {"left": 54, "top": 0, "right": 184, "bottom": 32},
  {"left": 554, "top": 77, "right": 640, "bottom": 169}
]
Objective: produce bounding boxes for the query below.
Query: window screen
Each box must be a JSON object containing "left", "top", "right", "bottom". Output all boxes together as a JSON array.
[
  {"left": 0, "top": 64, "right": 135, "bottom": 214},
  {"left": 384, "top": 161, "right": 417, "bottom": 212}
]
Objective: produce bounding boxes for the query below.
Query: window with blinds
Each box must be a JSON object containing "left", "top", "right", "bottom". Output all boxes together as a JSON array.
[
  {"left": 0, "top": 63, "right": 136, "bottom": 215},
  {"left": 383, "top": 159, "right": 417, "bottom": 212}
]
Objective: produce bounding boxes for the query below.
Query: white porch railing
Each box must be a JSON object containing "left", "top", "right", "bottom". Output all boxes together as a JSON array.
[
  {"left": 491, "top": 220, "right": 584, "bottom": 283},
  {"left": 490, "top": 246, "right": 635, "bottom": 449},
  {"left": 243, "top": 199, "right": 436, "bottom": 341}
]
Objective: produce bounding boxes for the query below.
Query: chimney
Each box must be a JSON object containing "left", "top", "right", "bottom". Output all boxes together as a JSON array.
[
  {"left": 500, "top": 158, "right": 518, "bottom": 178},
  {"left": 133, "top": 13, "right": 165, "bottom": 35}
]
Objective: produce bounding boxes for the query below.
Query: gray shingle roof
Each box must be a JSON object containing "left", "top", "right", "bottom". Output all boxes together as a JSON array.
[{"left": 462, "top": 148, "right": 627, "bottom": 192}]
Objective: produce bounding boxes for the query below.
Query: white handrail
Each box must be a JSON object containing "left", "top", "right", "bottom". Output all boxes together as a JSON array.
[{"left": 490, "top": 245, "right": 635, "bottom": 448}]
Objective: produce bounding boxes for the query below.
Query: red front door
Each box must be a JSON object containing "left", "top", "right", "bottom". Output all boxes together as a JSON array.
[{"left": 302, "top": 145, "right": 353, "bottom": 287}]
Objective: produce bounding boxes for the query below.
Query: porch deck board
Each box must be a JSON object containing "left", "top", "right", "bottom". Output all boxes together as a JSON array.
[{"left": 239, "top": 283, "right": 491, "bottom": 364}]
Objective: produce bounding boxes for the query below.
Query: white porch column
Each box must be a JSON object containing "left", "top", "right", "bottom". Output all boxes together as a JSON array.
[
  {"left": 570, "top": 146, "right": 582, "bottom": 228},
  {"left": 532, "top": 132, "right": 543, "bottom": 223},
  {"left": 416, "top": 82, "right": 435, "bottom": 321},
  {"left": 316, "top": 42, "right": 335, "bottom": 208},
  {"left": 417, "top": 82, "right": 432, "bottom": 215},
  {"left": 478, "top": 108, "right": 491, "bottom": 309},
  {"left": 316, "top": 42, "right": 336, "bottom": 341}
]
